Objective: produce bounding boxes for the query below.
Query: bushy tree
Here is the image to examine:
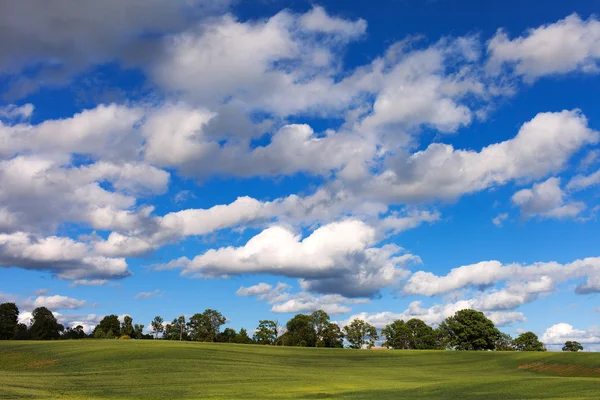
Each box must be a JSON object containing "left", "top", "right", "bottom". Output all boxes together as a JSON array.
[
  {"left": 513, "top": 332, "right": 546, "bottom": 351},
  {"left": 383, "top": 318, "right": 438, "bottom": 350},
  {"left": 29, "top": 307, "right": 64, "bottom": 340},
  {"left": 234, "top": 328, "right": 253, "bottom": 344},
  {"left": 133, "top": 324, "right": 145, "bottom": 339},
  {"left": 0, "top": 302, "right": 19, "bottom": 340},
  {"left": 344, "top": 319, "right": 378, "bottom": 349},
  {"left": 437, "top": 309, "right": 501, "bottom": 350},
  {"left": 562, "top": 341, "right": 584, "bottom": 352},
  {"left": 321, "top": 322, "right": 344, "bottom": 348},
  {"left": 151, "top": 316, "right": 164, "bottom": 339},
  {"left": 285, "top": 314, "right": 316, "bottom": 347},
  {"left": 94, "top": 315, "right": 121, "bottom": 338},
  {"left": 120, "top": 316, "right": 134, "bottom": 337},
  {"left": 63, "top": 325, "right": 86, "bottom": 340},
  {"left": 254, "top": 320, "right": 278, "bottom": 345},
  {"left": 163, "top": 316, "right": 188, "bottom": 341},
  {"left": 188, "top": 309, "right": 226, "bottom": 342},
  {"left": 382, "top": 319, "right": 412, "bottom": 349},
  {"left": 495, "top": 332, "right": 515, "bottom": 351},
  {"left": 217, "top": 328, "right": 237, "bottom": 343},
  {"left": 13, "top": 323, "right": 30, "bottom": 340}
]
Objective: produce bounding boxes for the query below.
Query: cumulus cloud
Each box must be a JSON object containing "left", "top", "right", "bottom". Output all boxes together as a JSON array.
[
  {"left": 0, "top": 231, "right": 130, "bottom": 280},
  {"left": 541, "top": 323, "right": 600, "bottom": 347},
  {"left": 487, "top": 14, "right": 600, "bottom": 81},
  {"left": 237, "top": 282, "right": 369, "bottom": 315},
  {"left": 512, "top": 177, "right": 585, "bottom": 220},
  {"left": 162, "top": 219, "right": 419, "bottom": 297},
  {"left": 30, "top": 295, "right": 86, "bottom": 310},
  {"left": 567, "top": 168, "right": 600, "bottom": 191},
  {"left": 492, "top": 213, "right": 509, "bottom": 227},
  {"left": 0, "top": 104, "right": 34, "bottom": 120},
  {"left": 339, "top": 299, "right": 526, "bottom": 329},
  {"left": 362, "top": 110, "right": 599, "bottom": 203},
  {"left": 403, "top": 257, "right": 600, "bottom": 297}
]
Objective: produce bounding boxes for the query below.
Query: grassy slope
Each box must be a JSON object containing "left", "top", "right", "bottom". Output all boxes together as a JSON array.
[{"left": 0, "top": 341, "right": 599, "bottom": 399}]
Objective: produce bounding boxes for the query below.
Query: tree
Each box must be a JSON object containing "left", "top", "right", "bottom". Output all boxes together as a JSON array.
[
  {"left": 94, "top": 315, "right": 121, "bottom": 338},
  {"left": 0, "top": 302, "right": 19, "bottom": 340},
  {"left": 163, "top": 316, "right": 188, "bottom": 341},
  {"left": 29, "top": 307, "right": 64, "bottom": 340},
  {"left": 311, "top": 310, "right": 330, "bottom": 347},
  {"left": 151, "top": 316, "right": 164, "bottom": 339},
  {"left": 382, "top": 320, "right": 412, "bottom": 349},
  {"left": 513, "top": 332, "right": 546, "bottom": 351},
  {"left": 344, "top": 319, "right": 378, "bottom": 349},
  {"left": 254, "top": 320, "right": 278, "bottom": 345},
  {"left": 63, "top": 325, "right": 86, "bottom": 340},
  {"left": 562, "top": 341, "right": 584, "bottom": 352},
  {"left": 321, "top": 322, "right": 344, "bottom": 348},
  {"left": 383, "top": 319, "right": 438, "bottom": 350},
  {"left": 120, "top": 316, "right": 134, "bottom": 337},
  {"left": 437, "top": 309, "right": 501, "bottom": 350},
  {"left": 133, "top": 324, "right": 145, "bottom": 339},
  {"left": 217, "top": 328, "right": 237, "bottom": 343},
  {"left": 187, "top": 309, "right": 226, "bottom": 342},
  {"left": 495, "top": 332, "right": 515, "bottom": 351},
  {"left": 285, "top": 314, "right": 317, "bottom": 347},
  {"left": 235, "top": 328, "right": 253, "bottom": 344},
  {"left": 13, "top": 323, "right": 30, "bottom": 340}
]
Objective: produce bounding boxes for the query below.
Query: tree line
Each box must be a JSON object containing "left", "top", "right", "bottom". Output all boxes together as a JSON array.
[{"left": 0, "top": 303, "right": 586, "bottom": 351}]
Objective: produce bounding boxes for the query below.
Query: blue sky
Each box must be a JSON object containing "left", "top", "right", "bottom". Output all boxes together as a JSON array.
[{"left": 1, "top": 0, "right": 599, "bottom": 349}]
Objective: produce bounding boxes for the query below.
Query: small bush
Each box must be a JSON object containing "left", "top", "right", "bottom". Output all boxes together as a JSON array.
[{"left": 119, "top": 335, "right": 131, "bottom": 340}]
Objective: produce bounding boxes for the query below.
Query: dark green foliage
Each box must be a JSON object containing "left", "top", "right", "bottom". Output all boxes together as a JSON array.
[
  {"left": 437, "top": 309, "right": 501, "bottom": 350},
  {"left": 234, "top": 328, "right": 253, "bottom": 344},
  {"left": 29, "top": 307, "right": 64, "bottom": 340},
  {"left": 151, "top": 316, "right": 164, "bottom": 339},
  {"left": 495, "top": 333, "right": 515, "bottom": 351},
  {"left": 63, "top": 325, "right": 86, "bottom": 340},
  {"left": 94, "top": 315, "right": 121, "bottom": 338},
  {"left": 562, "top": 341, "right": 584, "bottom": 352},
  {"left": 163, "top": 316, "right": 188, "bottom": 341},
  {"left": 217, "top": 328, "right": 237, "bottom": 343},
  {"left": 187, "top": 309, "right": 226, "bottom": 342},
  {"left": 382, "top": 318, "right": 438, "bottom": 350},
  {"left": 320, "top": 322, "right": 344, "bottom": 348},
  {"left": 344, "top": 319, "right": 378, "bottom": 349},
  {"left": 13, "top": 323, "right": 30, "bottom": 340},
  {"left": 0, "top": 303, "right": 19, "bottom": 340},
  {"left": 285, "top": 314, "right": 316, "bottom": 347},
  {"left": 254, "top": 320, "right": 278, "bottom": 344},
  {"left": 120, "top": 316, "right": 134, "bottom": 337},
  {"left": 513, "top": 332, "right": 546, "bottom": 351},
  {"left": 133, "top": 324, "right": 145, "bottom": 339}
]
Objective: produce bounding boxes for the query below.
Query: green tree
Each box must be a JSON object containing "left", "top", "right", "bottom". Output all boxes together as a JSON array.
[
  {"left": 344, "top": 319, "right": 378, "bottom": 349},
  {"left": 311, "top": 310, "right": 331, "bottom": 347},
  {"left": 437, "top": 309, "right": 501, "bottom": 350},
  {"left": 94, "top": 315, "right": 121, "bottom": 338},
  {"left": 120, "top": 315, "right": 134, "bottom": 337},
  {"left": 13, "top": 323, "right": 30, "bottom": 340},
  {"left": 29, "top": 307, "right": 64, "bottom": 340},
  {"left": 513, "top": 332, "right": 546, "bottom": 351},
  {"left": 495, "top": 332, "right": 515, "bottom": 351},
  {"left": 406, "top": 319, "right": 438, "bottom": 349},
  {"left": 187, "top": 309, "right": 226, "bottom": 342},
  {"left": 218, "top": 328, "right": 237, "bottom": 343},
  {"left": 0, "top": 302, "right": 19, "bottom": 340},
  {"left": 234, "top": 328, "right": 253, "bottom": 344},
  {"left": 285, "top": 314, "right": 317, "bottom": 347},
  {"left": 321, "top": 322, "right": 344, "bottom": 348},
  {"left": 151, "top": 316, "right": 164, "bottom": 339},
  {"left": 382, "top": 319, "right": 412, "bottom": 349},
  {"left": 133, "top": 324, "right": 145, "bottom": 339},
  {"left": 63, "top": 325, "right": 86, "bottom": 340},
  {"left": 164, "top": 316, "right": 188, "bottom": 341},
  {"left": 562, "top": 341, "right": 584, "bottom": 352},
  {"left": 254, "top": 320, "right": 278, "bottom": 345}
]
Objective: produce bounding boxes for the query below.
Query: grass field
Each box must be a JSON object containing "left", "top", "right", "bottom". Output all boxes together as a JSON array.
[{"left": 1, "top": 341, "right": 599, "bottom": 399}]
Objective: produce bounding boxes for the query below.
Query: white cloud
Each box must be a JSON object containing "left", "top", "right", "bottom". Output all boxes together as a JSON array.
[
  {"left": 0, "top": 104, "right": 34, "bottom": 120},
  {"left": 0, "top": 231, "right": 130, "bottom": 280},
  {"left": 512, "top": 177, "right": 585, "bottom": 219},
  {"left": 567, "top": 168, "right": 600, "bottom": 191},
  {"left": 164, "top": 219, "right": 418, "bottom": 297},
  {"left": 31, "top": 295, "right": 86, "bottom": 310},
  {"left": 403, "top": 257, "right": 600, "bottom": 297},
  {"left": 492, "top": 213, "right": 509, "bottom": 227},
  {"left": 299, "top": 6, "right": 367, "bottom": 39},
  {"left": 487, "top": 14, "right": 600, "bottom": 81},
  {"left": 69, "top": 279, "right": 109, "bottom": 287},
  {"left": 363, "top": 110, "right": 598, "bottom": 203},
  {"left": 541, "top": 323, "right": 600, "bottom": 346},
  {"left": 237, "top": 282, "right": 369, "bottom": 315},
  {"left": 134, "top": 289, "right": 164, "bottom": 299},
  {"left": 339, "top": 299, "right": 526, "bottom": 329}
]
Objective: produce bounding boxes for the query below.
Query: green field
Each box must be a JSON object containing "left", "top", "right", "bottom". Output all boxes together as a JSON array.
[{"left": 1, "top": 341, "right": 599, "bottom": 399}]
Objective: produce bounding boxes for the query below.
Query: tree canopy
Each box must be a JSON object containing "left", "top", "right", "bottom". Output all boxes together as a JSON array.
[
  {"left": 344, "top": 319, "right": 378, "bottom": 349},
  {"left": 29, "top": 307, "right": 64, "bottom": 340},
  {"left": 562, "top": 341, "right": 584, "bottom": 352},
  {"left": 254, "top": 320, "right": 278, "bottom": 345},
  {"left": 382, "top": 318, "right": 438, "bottom": 350},
  {"left": 0, "top": 302, "right": 19, "bottom": 340},
  {"left": 512, "top": 332, "right": 546, "bottom": 352},
  {"left": 188, "top": 309, "right": 226, "bottom": 342},
  {"left": 438, "top": 309, "right": 501, "bottom": 350}
]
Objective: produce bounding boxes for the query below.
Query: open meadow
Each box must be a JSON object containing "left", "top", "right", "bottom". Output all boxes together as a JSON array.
[{"left": 0, "top": 340, "right": 599, "bottom": 399}]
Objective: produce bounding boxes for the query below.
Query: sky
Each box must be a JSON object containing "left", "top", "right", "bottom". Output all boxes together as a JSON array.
[{"left": 0, "top": 0, "right": 599, "bottom": 350}]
